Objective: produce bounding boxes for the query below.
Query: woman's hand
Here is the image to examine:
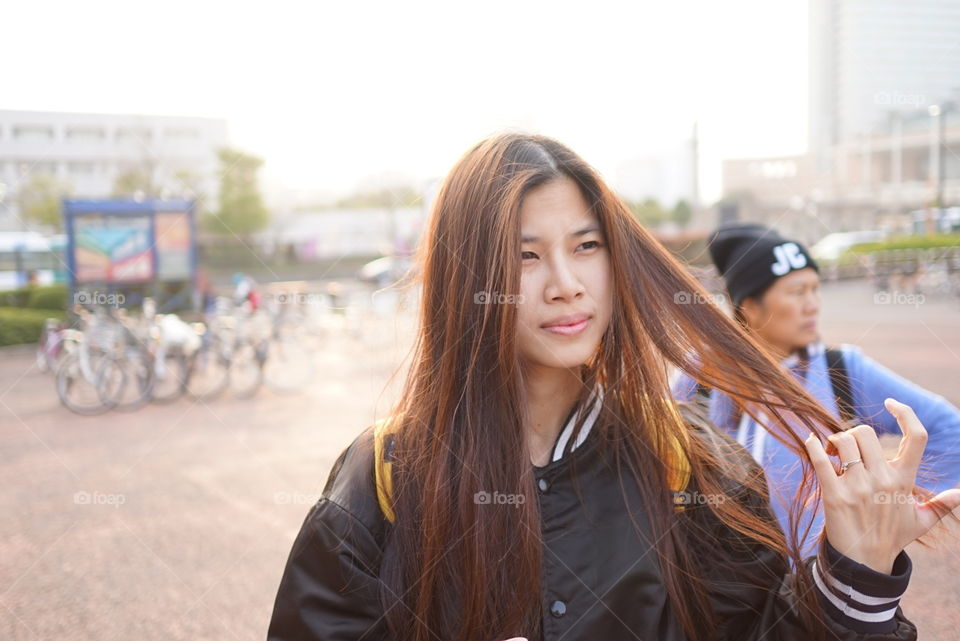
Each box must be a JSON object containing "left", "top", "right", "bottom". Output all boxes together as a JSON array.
[{"left": 805, "top": 398, "right": 960, "bottom": 574}]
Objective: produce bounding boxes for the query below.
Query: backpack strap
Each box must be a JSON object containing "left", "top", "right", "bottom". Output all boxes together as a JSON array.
[
  {"left": 661, "top": 402, "right": 694, "bottom": 513},
  {"left": 372, "top": 418, "right": 397, "bottom": 523},
  {"left": 825, "top": 347, "right": 857, "bottom": 426},
  {"left": 694, "top": 382, "right": 712, "bottom": 403},
  {"left": 667, "top": 432, "right": 692, "bottom": 513}
]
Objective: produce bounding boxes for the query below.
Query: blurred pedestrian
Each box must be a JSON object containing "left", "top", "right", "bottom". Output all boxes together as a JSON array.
[{"left": 673, "top": 223, "right": 960, "bottom": 555}]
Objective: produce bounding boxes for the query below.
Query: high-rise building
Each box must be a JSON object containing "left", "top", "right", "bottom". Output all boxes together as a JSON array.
[
  {"left": 809, "top": 0, "right": 960, "bottom": 169},
  {"left": 718, "top": 0, "right": 960, "bottom": 238}
]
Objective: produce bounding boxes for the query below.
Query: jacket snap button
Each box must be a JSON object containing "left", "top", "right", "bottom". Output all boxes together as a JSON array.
[
  {"left": 550, "top": 600, "right": 566, "bottom": 618},
  {"left": 538, "top": 478, "right": 550, "bottom": 492}
]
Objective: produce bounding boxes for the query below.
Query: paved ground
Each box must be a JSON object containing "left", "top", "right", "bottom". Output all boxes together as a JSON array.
[
  {"left": 817, "top": 280, "right": 960, "bottom": 641},
  {"left": 0, "top": 279, "right": 957, "bottom": 640}
]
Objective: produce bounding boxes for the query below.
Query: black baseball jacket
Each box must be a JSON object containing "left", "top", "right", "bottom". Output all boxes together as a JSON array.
[{"left": 267, "top": 406, "right": 917, "bottom": 641}]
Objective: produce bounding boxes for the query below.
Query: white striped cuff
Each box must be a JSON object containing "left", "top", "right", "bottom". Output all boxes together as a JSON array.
[{"left": 811, "top": 540, "right": 911, "bottom": 635}]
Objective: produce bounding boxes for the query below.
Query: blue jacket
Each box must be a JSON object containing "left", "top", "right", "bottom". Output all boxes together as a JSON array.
[{"left": 672, "top": 341, "right": 960, "bottom": 555}]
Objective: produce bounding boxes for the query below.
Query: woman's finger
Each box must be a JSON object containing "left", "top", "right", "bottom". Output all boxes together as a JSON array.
[
  {"left": 805, "top": 432, "right": 840, "bottom": 493},
  {"left": 916, "top": 488, "right": 960, "bottom": 534},
  {"left": 826, "top": 430, "right": 864, "bottom": 477},
  {"left": 884, "top": 398, "right": 928, "bottom": 473},
  {"left": 846, "top": 424, "right": 886, "bottom": 471}
]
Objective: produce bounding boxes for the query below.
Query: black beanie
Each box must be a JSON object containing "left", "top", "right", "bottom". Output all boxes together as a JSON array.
[{"left": 707, "top": 223, "right": 818, "bottom": 305}]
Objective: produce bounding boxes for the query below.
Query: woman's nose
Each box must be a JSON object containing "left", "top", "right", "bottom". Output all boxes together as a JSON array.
[{"left": 545, "top": 259, "right": 583, "bottom": 302}]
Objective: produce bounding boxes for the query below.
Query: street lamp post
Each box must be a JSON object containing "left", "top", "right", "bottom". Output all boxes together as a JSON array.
[
  {"left": 928, "top": 104, "right": 943, "bottom": 235},
  {"left": 928, "top": 102, "right": 955, "bottom": 235}
]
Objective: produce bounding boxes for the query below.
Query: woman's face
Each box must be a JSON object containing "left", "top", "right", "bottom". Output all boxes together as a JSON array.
[
  {"left": 515, "top": 177, "right": 613, "bottom": 371},
  {"left": 741, "top": 267, "right": 821, "bottom": 356}
]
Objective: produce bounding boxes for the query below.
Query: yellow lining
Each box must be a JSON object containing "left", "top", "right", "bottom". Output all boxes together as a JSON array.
[
  {"left": 372, "top": 418, "right": 396, "bottom": 523},
  {"left": 371, "top": 412, "right": 692, "bottom": 522}
]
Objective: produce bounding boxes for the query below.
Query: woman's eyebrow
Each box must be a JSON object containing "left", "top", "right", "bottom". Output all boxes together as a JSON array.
[{"left": 521, "top": 225, "right": 600, "bottom": 243}]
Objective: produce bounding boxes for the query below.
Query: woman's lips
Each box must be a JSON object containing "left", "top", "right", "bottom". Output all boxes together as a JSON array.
[{"left": 542, "top": 317, "right": 591, "bottom": 336}]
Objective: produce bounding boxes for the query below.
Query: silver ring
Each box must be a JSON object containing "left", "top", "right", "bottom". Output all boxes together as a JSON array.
[{"left": 839, "top": 459, "right": 863, "bottom": 474}]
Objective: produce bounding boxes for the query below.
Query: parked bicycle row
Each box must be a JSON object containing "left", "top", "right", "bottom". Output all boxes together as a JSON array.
[{"left": 38, "top": 294, "right": 327, "bottom": 415}]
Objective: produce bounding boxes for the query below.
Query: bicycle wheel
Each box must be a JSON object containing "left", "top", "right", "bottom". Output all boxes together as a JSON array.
[
  {"left": 230, "top": 339, "right": 264, "bottom": 398},
  {"left": 151, "top": 350, "right": 189, "bottom": 403},
  {"left": 55, "top": 352, "right": 117, "bottom": 416},
  {"left": 105, "top": 346, "right": 155, "bottom": 412},
  {"left": 186, "top": 340, "right": 230, "bottom": 401}
]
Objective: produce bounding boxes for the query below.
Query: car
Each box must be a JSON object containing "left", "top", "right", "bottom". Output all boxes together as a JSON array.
[
  {"left": 357, "top": 255, "right": 414, "bottom": 286},
  {"left": 810, "top": 230, "right": 886, "bottom": 261}
]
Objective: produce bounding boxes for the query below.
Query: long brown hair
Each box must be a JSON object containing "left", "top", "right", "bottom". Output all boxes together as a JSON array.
[{"left": 377, "top": 133, "right": 939, "bottom": 641}]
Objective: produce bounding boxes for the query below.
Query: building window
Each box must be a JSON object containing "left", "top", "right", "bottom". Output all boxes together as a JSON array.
[
  {"left": 116, "top": 127, "right": 153, "bottom": 142},
  {"left": 758, "top": 160, "right": 798, "bottom": 179},
  {"left": 67, "top": 161, "right": 97, "bottom": 175},
  {"left": 18, "top": 161, "right": 58, "bottom": 177},
  {"left": 66, "top": 126, "right": 107, "bottom": 141},
  {"left": 164, "top": 127, "right": 199, "bottom": 140},
  {"left": 13, "top": 125, "right": 55, "bottom": 141}
]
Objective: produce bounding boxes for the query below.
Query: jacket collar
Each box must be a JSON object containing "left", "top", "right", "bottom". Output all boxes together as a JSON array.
[{"left": 549, "top": 386, "right": 604, "bottom": 463}]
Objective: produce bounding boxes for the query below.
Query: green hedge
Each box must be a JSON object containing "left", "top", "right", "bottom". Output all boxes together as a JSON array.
[
  {"left": 0, "top": 288, "right": 31, "bottom": 307},
  {"left": 27, "top": 285, "right": 69, "bottom": 310},
  {"left": 0, "top": 284, "right": 68, "bottom": 311},
  {"left": 850, "top": 234, "right": 960, "bottom": 254},
  {"left": 0, "top": 307, "right": 66, "bottom": 347}
]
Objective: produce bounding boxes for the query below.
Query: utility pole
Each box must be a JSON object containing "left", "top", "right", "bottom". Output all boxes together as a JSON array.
[
  {"left": 928, "top": 104, "right": 943, "bottom": 236},
  {"left": 690, "top": 121, "right": 700, "bottom": 210}
]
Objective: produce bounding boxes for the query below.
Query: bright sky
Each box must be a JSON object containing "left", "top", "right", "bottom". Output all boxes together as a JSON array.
[{"left": 4, "top": 0, "right": 808, "bottom": 204}]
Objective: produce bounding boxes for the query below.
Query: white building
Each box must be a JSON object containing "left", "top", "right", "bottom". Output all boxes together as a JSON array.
[
  {"left": 259, "top": 208, "right": 424, "bottom": 261},
  {"left": 0, "top": 109, "right": 227, "bottom": 231}
]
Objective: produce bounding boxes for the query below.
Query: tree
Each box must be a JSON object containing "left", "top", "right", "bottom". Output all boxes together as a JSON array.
[
  {"left": 205, "top": 148, "right": 269, "bottom": 236},
  {"left": 672, "top": 199, "right": 693, "bottom": 228},
  {"left": 167, "top": 168, "right": 210, "bottom": 212},
  {"left": 626, "top": 197, "right": 667, "bottom": 227},
  {"left": 17, "top": 174, "right": 71, "bottom": 230},
  {"left": 335, "top": 185, "right": 421, "bottom": 209},
  {"left": 112, "top": 166, "right": 157, "bottom": 199}
]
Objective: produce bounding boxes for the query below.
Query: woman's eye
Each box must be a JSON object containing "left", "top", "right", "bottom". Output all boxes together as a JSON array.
[
  {"left": 577, "top": 240, "right": 601, "bottom": 252},
  {"left": 521, "top": 251, "right": 539, "bottom": 260}
]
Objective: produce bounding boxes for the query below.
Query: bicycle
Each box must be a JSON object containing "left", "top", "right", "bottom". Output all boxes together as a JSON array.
[
  {"left": 55, "top": 307, "right": 126, "bottom": 415},
  {"left": 36, "top": 318, "right": 78, "bottom": 374}
]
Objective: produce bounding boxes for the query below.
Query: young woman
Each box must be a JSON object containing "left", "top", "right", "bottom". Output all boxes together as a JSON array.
[
  {"left": 672, "top": 223, "right": 960, "bottom": 555},
  {"left": 267, "top": 134, "right": 960, "bottom": 641}
]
